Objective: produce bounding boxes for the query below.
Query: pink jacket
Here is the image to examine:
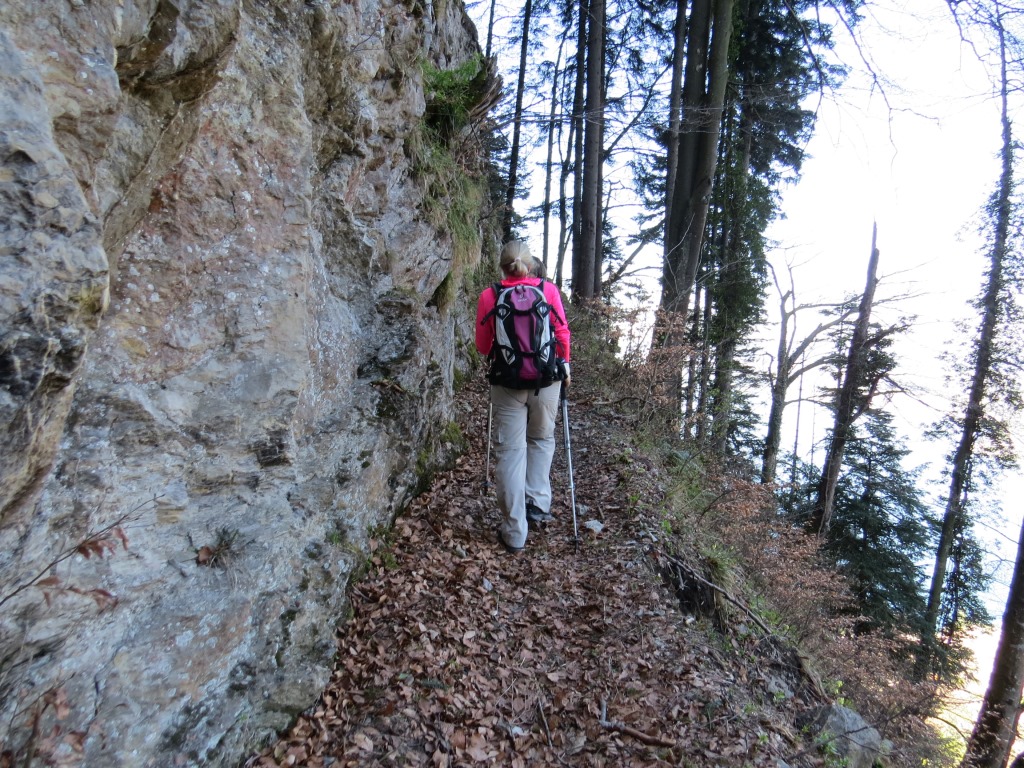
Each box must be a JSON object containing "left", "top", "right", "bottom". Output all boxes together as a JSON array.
[{"left": 475, "top": 276, "right": 571, "bottom": 361}]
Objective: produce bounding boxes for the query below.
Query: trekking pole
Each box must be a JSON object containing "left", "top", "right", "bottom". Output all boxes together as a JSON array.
[
  {"left": 560, "top": 382, "right": 579, "bottom": 548},
  {"left": 484, "top": 400, "right": 493, "bottom": 495}
]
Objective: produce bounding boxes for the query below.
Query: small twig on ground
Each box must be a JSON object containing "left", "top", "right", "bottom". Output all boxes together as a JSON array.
[
  {"left": 421, "top": 513, "right": 445, "bottom": 541},
  {"left": 598, "top": 698, "right": 676, "bottom": 748},
  {"left": 537, "top": 698, "right": 553, "bottom": 748}
]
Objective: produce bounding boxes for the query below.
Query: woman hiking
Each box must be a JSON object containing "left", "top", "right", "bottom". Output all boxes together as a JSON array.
[{"left": 475, "top": 241, "right": 571, "bottom": 553}]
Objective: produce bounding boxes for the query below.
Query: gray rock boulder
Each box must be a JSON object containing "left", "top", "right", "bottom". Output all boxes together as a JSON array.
[
  {"left": 807, "top": 703, "right": 887, "bottom": 768},
  {"left": 0, "top": 0, "right": 491, "bottom": 765}
]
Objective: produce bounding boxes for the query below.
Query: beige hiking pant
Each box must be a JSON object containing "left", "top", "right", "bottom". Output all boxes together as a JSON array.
[{"left": 491, "top": 382, "right": 561, "bottom": 548}]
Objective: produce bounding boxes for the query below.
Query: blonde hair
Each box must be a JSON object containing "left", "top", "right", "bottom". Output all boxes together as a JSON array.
[{"left": 499, "top": 240, "right": 531, "bottom": 278}]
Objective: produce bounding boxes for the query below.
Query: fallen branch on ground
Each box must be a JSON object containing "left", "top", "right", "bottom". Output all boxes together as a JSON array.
[
  {"left": 659, "top": 550, "right": 773, "bottom": 636},
  {"left": 599, "top": 699, "right": 676, "bottom": 748}
]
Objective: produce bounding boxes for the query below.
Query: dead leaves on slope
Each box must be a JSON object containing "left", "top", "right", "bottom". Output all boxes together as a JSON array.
[{"left": 248, "top": 380, "right": 823, "bottom": 768}]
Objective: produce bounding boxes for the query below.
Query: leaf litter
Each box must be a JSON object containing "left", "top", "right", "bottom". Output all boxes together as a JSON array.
[{"left": 247, "top": 377, "right": 829, "bottom": 767}]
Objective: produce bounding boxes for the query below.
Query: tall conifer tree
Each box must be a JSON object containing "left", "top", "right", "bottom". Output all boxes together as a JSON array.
[{"left": 920, "top": 0, "right": 1024, "bottom": 677}]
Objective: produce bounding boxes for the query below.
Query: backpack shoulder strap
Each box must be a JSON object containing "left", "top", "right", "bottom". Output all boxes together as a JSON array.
[
  {"left": 481, "top": 282, "right": 504, "bottom": 324},
  {"left": 541, "top": 280, "right": 566, "bottom": 326}
]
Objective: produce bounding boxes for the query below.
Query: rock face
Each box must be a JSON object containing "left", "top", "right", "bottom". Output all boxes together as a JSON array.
[{"left": 0, "top": 1, "right": 488, "bottom": 764}]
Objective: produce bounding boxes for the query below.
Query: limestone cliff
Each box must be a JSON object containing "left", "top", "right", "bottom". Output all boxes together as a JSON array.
[{"left": 0, "top": 0, "right": 493, "bottom": 764}]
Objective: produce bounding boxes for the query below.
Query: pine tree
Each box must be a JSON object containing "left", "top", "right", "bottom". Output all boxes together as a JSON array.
[{"left": 823, "top": 410, "right": 930, "bottom": 637}]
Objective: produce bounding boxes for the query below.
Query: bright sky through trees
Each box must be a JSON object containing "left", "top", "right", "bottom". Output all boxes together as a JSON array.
[
  {"left": 762, "top": 1, "right": 1024, "bottom": 614},
  {"left": 764, "top": 7, "right": 1023, "bottom": 742}
]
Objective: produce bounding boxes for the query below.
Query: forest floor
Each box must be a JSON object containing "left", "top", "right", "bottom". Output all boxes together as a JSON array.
[{"left": 246, "top": 376, "right": 844, "bottom": 768}]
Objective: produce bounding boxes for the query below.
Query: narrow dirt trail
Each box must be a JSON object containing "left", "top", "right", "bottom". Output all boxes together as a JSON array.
[{"left": 247, "top": 377, "right": 822, "bottom": 767}]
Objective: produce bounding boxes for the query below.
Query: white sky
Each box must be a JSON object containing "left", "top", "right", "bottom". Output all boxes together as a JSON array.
[{"left": 762, "top": 2, "right": 1024, "bottom": 744}]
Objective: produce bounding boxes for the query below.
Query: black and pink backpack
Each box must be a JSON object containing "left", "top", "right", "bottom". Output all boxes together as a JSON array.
[{"left": 483, "top": 280, "right": 560, "bottom": 390}]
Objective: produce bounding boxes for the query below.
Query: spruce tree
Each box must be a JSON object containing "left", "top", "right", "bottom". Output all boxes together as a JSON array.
[{"left": 823, "top": 410, "right": 930, "bottom": 637}]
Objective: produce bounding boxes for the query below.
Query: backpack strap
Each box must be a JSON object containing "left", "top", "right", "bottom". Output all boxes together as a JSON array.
[
  {"left": 480, "top": 282, "right": 504, "bottom": 325},
  {"left": 538, "top": 278, "right": 566, "bottom": 328}
]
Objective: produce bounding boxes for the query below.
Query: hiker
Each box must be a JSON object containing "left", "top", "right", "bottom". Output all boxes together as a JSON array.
[{"left": 476, "top": 240, "right": 571, "bottom": 553}]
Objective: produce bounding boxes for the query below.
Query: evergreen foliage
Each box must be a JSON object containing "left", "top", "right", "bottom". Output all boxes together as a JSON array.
[
  {"left": 823, "top": 410, "right": 930, "bottom": 637},
  {"left": 778, "top": 413, "right": 932, "bottom": 646}
]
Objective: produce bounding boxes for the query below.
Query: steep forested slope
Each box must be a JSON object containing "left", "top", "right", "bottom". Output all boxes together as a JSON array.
[{"left": 247, "top": 374, "right": 896, "bottom": 768}]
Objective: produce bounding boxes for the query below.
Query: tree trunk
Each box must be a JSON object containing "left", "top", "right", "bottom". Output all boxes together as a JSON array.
[
  {"left": 556, "top": 47, "right": 577, "bottom": 288},
  {"left": 683, "top": 283, "right": 702, "bottom": 438},
  {"left": 807, "top": 226, "right": 880, "bottom": 535},
  {"left": 556, "top": 142, "right": 571, "bottom": 287},
  {"left": 502, "top": 0, "right": 534, "bottom": 240},
  {"left": 709, "top": 98, "right": 753, "bottom": 456},
  {"left": 961, "top": 514, "right": 1024, "bottom": 768},
  {"left": 575, "top": 0, "right": 603, "bottom": 301},
  {"left": 663, "top": 0, "right": 687, "bottom": 249},
  {"left": 711, "top": 336, "right": 736, "bottom": 455},
  {"left": 484, "top": 0, "right": 498, "bottom": 59},
  {"left": 570, "top": 0, "right": 587, "bottom": 292},
  {"left": 594, "top": 153, "right": 606, "bottom": 297},
  {"left": 542, "top": 42, "right": 565, "bottom": 269},
  {"left": 761, "top": 288, "right": 793, "bottom": 484},
  {"left": 789, "top": 358, "right": 804, "bottom": 488},
  {"left": 921, "top": 15, "right": 1014, "bottom": 671},
  {"left": 762, "top": 372, "right": 789, "bottom": 483},
  {"left": 695, "top": 282, "right": 714, "bottom": 442},
  {"left": 660, "top": 0, "right": 734, "bottom": 323},
  {"left": 593, "top": 44, "right": 609, "bottom": 300}
]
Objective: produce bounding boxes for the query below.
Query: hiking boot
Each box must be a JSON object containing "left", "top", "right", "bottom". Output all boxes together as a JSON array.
[
  {"left": 497, "top": 527, "right": 523, "bottom": 554},
  {"left": 526, "top": 502, "right": 554, "bottom": 524}
]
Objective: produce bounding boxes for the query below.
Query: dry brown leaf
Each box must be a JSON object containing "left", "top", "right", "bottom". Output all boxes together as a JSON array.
[
  {"left": 465, "top": 733, "right": 490, "bottom": 762},
  {"left": 451, "top": 728, "right": 467, "bottom": 750},
  {"left": 564, "top": 730, "right": 587, "bottom": 755},
  {"left": 351, "top": 732, "right": 373, "bottom": 751}
]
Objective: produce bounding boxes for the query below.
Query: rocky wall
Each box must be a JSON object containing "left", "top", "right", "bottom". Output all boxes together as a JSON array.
[{"left": 0, "top": 0, "right": 489, "bottom": 764}]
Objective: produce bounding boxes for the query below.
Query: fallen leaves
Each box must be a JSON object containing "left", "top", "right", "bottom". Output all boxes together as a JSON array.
[{"left": 245, "top": 378, "right": 827, "bottom": 768}]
